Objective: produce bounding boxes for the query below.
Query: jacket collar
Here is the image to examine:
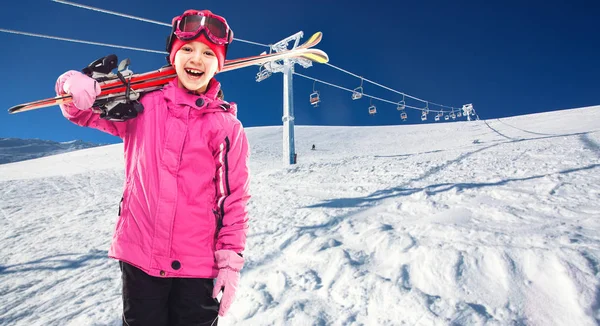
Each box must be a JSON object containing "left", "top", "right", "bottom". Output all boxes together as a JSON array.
[{"left": 162, "top": 77, "right": 236, "bottom": 115}]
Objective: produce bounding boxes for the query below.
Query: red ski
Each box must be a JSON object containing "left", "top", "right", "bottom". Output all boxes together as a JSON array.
[{"left": 8, "top": 32, "right": 327, "bottom": 115}]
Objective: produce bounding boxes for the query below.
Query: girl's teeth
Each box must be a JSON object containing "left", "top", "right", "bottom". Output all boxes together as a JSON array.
[{"left": 185, "top": 69, "right": 203, "bottom": 76}]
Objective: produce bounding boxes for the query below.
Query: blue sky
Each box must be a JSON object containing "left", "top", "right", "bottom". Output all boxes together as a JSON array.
[{"left": 1, "top": 0, "right": 598, "bottom": 145}]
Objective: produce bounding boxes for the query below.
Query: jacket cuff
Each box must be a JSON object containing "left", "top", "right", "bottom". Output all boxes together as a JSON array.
[{"left": 215, "top": 249, "right": 245, "bottom": 271}]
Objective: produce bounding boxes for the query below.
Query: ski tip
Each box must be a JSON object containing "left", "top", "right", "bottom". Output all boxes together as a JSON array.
[
  {"left": 7, "top": 94, "right": 71, "bottom": 114},
  {"left": 307, "top": 31, "right": 323, "bottom": 44},
  {"left": 8, "top": 105, "right": 24, "bottom": 114},
  {"left": 302, "top": 49, "right": 329, "bottom": 64}
]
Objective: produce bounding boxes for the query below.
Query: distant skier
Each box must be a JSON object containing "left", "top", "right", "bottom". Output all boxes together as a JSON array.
[
  {"left": 312, "top": 144, "right": 316, "bottom": 150},
  {"left": 55, "top": 9, "right": 249, "bottom": 325}
]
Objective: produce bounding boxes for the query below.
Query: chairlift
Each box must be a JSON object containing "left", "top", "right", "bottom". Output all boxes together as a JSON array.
[
  {"left": 434, "top": 113, "right": 441, "bottom": 122},
  {"left": 450, "top": 112, "right": 456, "bottom": 120},
  {"left": 462, "top": 103, "right": 474, "bottom": 117},
  {"left": 420, "top": 102, "right": 429, "bottom": 121},
  {"left": 457, "top": 112, "right": 462, "bottom": 118},
  {"left": 352, "top": 77, "right": 364, "bottom": 100},
  {"left": 368, "top": 98, "right": 376, "bottom": 115},
  {"left": 397, "top": 100, "right": 406, "bottom": 111},
  {"left": 309, "top": 80, "right": 320, "bottom": 107},
  {"left": 310, "top": 92, "right": 320, "bottom": 107},
  {"left": 400, "top": 111, "right": 407, "bottom": 121},
  {"left": 444, "top": 114, "right": 450, "bottom": 121}
]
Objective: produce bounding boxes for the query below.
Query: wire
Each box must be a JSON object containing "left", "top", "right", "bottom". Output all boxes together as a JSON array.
[
  {"left": 325, "top": 63, "right": 455, "bottom": 111},
  {"left": 51, "top": 0, "right": 170, "bottom": 26},
  {"left": 293, "top": 72, "right": 448, "bottom": 114},
  {"left": 51, "top": 0, "right": 271, "bottom": 48},
  {"left": 0, "top": 28, "right": 167, "bottom": 54}
]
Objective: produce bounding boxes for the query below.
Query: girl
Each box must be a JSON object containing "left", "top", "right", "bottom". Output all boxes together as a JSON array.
[{"left": 55, "top": 9, "right": 249, "bottom": 326}]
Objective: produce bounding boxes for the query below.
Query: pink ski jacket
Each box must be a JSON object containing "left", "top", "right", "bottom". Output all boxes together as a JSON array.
[{"left": 61, "top": 78, "right": 250, "bottom": 278}]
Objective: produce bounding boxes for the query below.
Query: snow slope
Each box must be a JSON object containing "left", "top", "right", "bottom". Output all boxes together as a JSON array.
[{"left": 1, "top": 106, "right": 599, "bottom": 325}]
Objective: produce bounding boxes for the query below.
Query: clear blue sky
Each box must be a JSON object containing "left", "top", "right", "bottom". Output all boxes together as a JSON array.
[{"left": 1, "top": 0, "right": 598, "bottom": 145}]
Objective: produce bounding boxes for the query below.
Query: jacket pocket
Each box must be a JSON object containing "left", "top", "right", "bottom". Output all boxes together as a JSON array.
[
  {"left": 118, "top": 197, "right": 124, "bottom": 216},
  {"left": 115, "top": 189, "right": 132, "bottom": 235}
]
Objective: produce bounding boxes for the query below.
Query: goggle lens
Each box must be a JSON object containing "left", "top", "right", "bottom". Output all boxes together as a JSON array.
[{"left": 179, "top": 15, "right": 228, "bottom": 41}]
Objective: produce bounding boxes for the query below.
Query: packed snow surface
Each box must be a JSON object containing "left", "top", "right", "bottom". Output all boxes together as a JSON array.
[{"left": 1, "top": 106, "right": 599, "bottom": 325}]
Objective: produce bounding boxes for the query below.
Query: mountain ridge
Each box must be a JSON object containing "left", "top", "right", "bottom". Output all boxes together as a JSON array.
[{"left": 0, "top": 137, "right": 103, "bottom": 165}]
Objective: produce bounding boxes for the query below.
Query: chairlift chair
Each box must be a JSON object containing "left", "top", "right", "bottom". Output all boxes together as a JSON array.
[
  {"left": 450, "top": 112, "right": 456, "bottom": 120},
  {"left": 421, "top": 111, "right": 427, "bottom": 121},
  {"left": 310, "top": 80, "right": 320, "bottom": 107},
  {"left": 457, "top": 112, "right": 462, "bottom": 118},
  {"left": 400, "top": 111, "right": 407, "bottom": 121},
  {"left": 368, "top": 98, "right": 376, "bottom": 115},
  {"left": 444, "top": 115, "right": 450, "bottom": 121},
  {"left": 352, "top": 77, "right": 364, "bottom": 100},
  {"left": 352, "top": 87, "right": 363, "bottom": 100},
  {"left": 309, "top": 91, "right": 320, "bottom": 107},
  {"left": 434, "top": 113, "right": 441, "bottom": 122},
  {"left": 397, "top": 100, "right": 406, "bottom": 111}
]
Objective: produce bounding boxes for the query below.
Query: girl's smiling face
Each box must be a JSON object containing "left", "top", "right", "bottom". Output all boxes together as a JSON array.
[{"left": 173, "top": 40, "right": 220, "bottom": 93}]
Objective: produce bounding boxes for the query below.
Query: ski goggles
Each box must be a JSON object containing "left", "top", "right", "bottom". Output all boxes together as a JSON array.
[{"left": 166, "top": 10, "right": 233, "bottom": 52}]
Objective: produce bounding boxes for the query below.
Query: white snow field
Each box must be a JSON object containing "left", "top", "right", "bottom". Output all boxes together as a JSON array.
[{"left": 1, "top": 105, "right": 599, "bottom": 325}]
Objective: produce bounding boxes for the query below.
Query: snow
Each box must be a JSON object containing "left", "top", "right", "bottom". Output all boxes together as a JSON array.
[{"left": 1, "top": 105, "right": 600, "bottom": 325}]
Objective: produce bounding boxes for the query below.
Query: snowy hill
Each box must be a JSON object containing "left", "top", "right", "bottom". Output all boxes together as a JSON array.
[
  {"left": 1, "top": 106, "right": 599, "bottom": 325},
  {"left": 0, "top": 138, "right": 101, "bottom": 165}
]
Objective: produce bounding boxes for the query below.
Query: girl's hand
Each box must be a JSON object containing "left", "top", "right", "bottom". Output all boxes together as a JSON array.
[
  {"left": 55, "top": 70, "right": 101, "bottom": 110},
  {"left": 212, "top": 250, "right": 244, "bottom": 316}
]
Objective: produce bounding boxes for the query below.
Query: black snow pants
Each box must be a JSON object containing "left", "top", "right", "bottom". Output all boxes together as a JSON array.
[{"left": 120, "top": 261, "right": 220, "bottom": 326}]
